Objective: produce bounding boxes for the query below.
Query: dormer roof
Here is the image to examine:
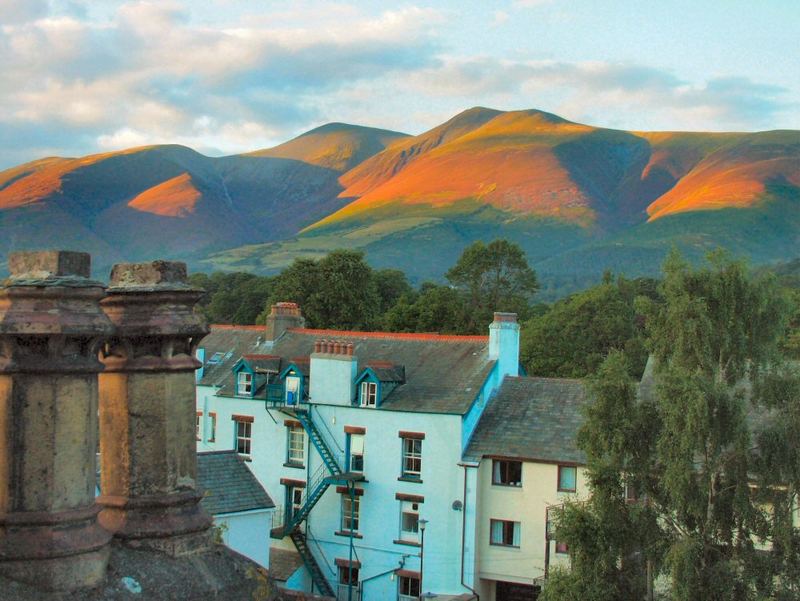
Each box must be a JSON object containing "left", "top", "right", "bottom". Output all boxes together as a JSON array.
[{"left": 357, "top": 361, "right": 406, "bottom": 384}]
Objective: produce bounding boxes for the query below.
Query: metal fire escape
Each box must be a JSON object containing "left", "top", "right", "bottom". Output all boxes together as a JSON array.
[{"left": 270, "top": 405, "right": 364, "bottom": 597}]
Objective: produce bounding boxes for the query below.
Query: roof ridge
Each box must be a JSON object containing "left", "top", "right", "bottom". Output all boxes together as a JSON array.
[
  {"left": 511, "top": 375, "right": 586, "bottom": 384},
  {"left": 288, "top": 327, "right": 488, "bottom": 342},
  {"left": 210, "top": 324, "right": 263, "bottom": 331}
]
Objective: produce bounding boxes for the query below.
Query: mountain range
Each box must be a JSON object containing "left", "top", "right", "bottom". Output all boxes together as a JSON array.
[{"left": 1, "top": 107, "right": 798, "bottom": 298}]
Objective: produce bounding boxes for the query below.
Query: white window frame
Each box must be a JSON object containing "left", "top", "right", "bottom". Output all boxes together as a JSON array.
[
  {"left": 237, "top": 371, "right": 253, "bottom": 396},
  {"left": 360, "top": 381, "right": 377, "bottom": 407},
  {"left": 341, "top": 494, "right": 360, "bottom": 532},
  {"left": 235, "top": 420, "right": 252, "bottom": 457},
  {"left": 208, "top": 412, "right": 217, "bottom": 442},
  {"left": 196, "top": 412, "right": 202, "bottom": 441},
  {"left": 287, "top": 425, "right": 305, "bottom": 465},
  {"left": 285, "top": 375, "right": 300, "bottom": 405},
  {"left": 401, "top": 438, "right": 422, "bottom": 478},
  {"left": 349, "top": 434, "right": 364, "bottom": 472},
  {"left": 489, "top": 519, "right": 521, "bottom": 547},
  {"left": 399, "top": 501, "right": 420, "bottom": 542}
]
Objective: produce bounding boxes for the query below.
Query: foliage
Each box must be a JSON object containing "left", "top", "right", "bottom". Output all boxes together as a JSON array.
[
  {"left": 381, "top": 283, "right": 469, "bottom": 334},
  {"left": 521, "top": 275, "right": 656, "bottom": 379},
  {"left": 446, "top": 239, "right": 538, "bottom": 331},
  {"left": 189, "top": 272, "right": 273, "bottom": 325},
  {"left": 546, "top": 250, "right": 799, "bottom": 601}
]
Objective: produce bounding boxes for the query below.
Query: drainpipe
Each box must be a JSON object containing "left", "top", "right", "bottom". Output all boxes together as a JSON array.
[{"left": 461, "top": 463, "right": 480, "bottom": 601}]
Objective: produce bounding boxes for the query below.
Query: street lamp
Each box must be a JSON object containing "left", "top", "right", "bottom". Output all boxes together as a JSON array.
[{"left": 418, "top": 518, "right": 428, "bottom": 601}]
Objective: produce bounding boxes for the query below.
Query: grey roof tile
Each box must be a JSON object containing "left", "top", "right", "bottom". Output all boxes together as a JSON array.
[
  {"left": 197, "top": 450, "right": 275, "bottom": 515},
  {"left": 465, "top": 375, "right": 589, "bottom": 464},
  {"left": 198, "top": 326, "right": 493, "bottom": 415}
]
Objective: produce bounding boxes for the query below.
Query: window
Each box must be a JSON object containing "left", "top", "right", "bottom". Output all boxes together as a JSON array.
[
  {"left": 558, "top": 465, "right": 577, "bottom": 492},
  {"left": 492, "top": 459, "right": 522, "bottom": 486},
  {"left": 360, "top": 381, "right": 377, "bottom": 407},
  {"left": 555, "top": 541, "right": 569, "bottom": 554},
  {"left": 398, "top": 575, "right": 420, "bottom": 601},
  {"left": 291, "top": 488, "right": 303, "bottom": 516},
  {"left": 235, "top": 419, "right": 252, "bottom": 456},
  {"left": 237, "top": 371, "right": 253, "bottom": 396},
  {"left": 208, "top": 412, "right": 216, "bottom": 442},
  {"left": 285, "top": 375, "right": 300, "bottom": 405},
  {"left": 341, "top": 494, "right": 360, "bottom": 532},
  {"left": 207, "top": 351, "right": 224, "bottom": 365},
  {"left": 338, "top": 565, "right": 359, "bottom": 601},
  {"left": 490, "top": 519, "right": 521, "bottom": 547},
  {"left": 401, "top": 438, "right": 422, "bottom": 478},
  {"left": 196, "top": 411, "right": 202, "bottom": 441},
  {"left": 287, "top": 425, "right": 305, "bottom": 466},
  {"left": 399, "top": 501, "right": 420, "bottom": 542},
  {"left": 348, "top": 434, "right": 364, "bottom": 472}
]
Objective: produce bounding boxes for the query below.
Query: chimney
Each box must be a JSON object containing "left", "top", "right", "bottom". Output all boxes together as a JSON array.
[
  {"left": 489, "top": 312, "right": 520, "bottom": 378},
  {"left": 0, "top": 251, "right": 114, "bottom": 591},
  {"left": 97, "top": 261, "right": 212, "bottom": 555},
  {"left": 265, "top": 302, "right": 305, "bottom": 342},
  {"left": 310, "top": 339, "right": 357, "bottom": 406}
]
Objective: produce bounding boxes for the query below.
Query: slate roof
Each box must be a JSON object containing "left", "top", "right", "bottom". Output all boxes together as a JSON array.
[
  {"left": 364, "top": 361, "right": 406, "bottom": 383},
  {"left": 465, "top": 375, "right": 589, "bottom": 464},
  {"left": 242, "top": 354, "right": 282, "bottom": 373},
  {"left": 198, "top": 325, "right": 493, "bottom": 415},
  {"left": 197, "top": 450, "right": 275, "bottom": 515}
]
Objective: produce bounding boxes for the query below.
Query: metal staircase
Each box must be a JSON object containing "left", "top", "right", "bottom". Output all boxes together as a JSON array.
[
  {"left": 290, "top": 529, "right": 336, "bottom": 597},
  {"left": 273, "top": 406, "right": 364, "bottom": 597}
]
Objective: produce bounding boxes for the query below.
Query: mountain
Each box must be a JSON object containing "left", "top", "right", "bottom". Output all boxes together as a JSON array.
[
  {"left": 0, "top": 107, "right": 798, "bottom": 297},
  {"left": 205, "top": 108, "right": 799, "bottom": 295},
  {"left": 0, "top": 124, "right": 408, "bottom": 275}
]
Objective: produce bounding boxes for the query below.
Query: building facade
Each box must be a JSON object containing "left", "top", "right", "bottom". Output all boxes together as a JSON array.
[{"left": 196, "top": 303, "right": 522, "bottom": 600}]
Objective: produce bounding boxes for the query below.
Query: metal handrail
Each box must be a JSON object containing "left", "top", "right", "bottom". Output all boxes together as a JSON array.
[
  {"left": 311, "top": 405, "right": 344, "bottom": 454},
  {"left": 305, "top": 527, "right": 337, "bottom": 577}
]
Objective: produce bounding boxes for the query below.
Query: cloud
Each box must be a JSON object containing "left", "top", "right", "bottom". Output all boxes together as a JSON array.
[
  {"left": 407, "top": 57, "right": 794, "bottom": 131},
  {"left": 0, "top": 2, "right": 442, "bottom": 167},
  {"left": 0, "top": 0, "right": 49, "bottom": 24}
]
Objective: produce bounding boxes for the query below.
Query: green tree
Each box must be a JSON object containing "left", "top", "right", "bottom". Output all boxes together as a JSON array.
[
  {"left": 547, "top": 250, "right": 796, "bottom": 601},
  {"left": 263, "top": 250, "right": 379, "bottom": 330},
  {"left": 381, "top": 283, "right": 468, "bottom": 334},
  {"left": 521, "top": 276, "right": 654, "bottom": 379},
  {"left": 446, "top": 239, "right": 538, "bottom": 331},
  {"left": 189, "top": 271, "right": 273, "bottom": 325}
]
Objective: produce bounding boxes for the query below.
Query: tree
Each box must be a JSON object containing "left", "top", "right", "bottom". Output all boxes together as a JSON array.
[
  {"left": 521, "top": 276, "right": 655, "bottom": 379},
  {"left": 547, "top": 250, "right": 796, "bottom": 601},
  {"left": 381, "top": 283, "right": 468, "bottom": 334},
  {"left": 446, "top": 239, "right": 538, "bottom": 331},
  {"left": 262, "top": 250, "right": 379, "bottom": 330}
]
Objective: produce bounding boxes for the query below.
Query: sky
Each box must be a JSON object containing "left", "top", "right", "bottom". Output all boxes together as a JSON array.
[{"left": 0, "top": 0, "right": 798, "bottom": 169}]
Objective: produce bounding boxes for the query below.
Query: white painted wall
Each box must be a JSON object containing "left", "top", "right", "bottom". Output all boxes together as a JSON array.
[{"left": 215, "top": 508, "right": 273, "bottom": 568}]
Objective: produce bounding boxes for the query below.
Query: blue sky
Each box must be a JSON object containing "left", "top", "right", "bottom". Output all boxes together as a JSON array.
[{"left": 0, "top": 0, "right": 797, "bottom": 168}]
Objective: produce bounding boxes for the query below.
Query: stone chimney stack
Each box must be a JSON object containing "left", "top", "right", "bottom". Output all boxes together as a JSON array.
[
  {"left": 0, "top": 251, "right": 113, "bottom": 591},
  {"left": 489, "top": 311, "right": 520, "bottom": 378},
  {"left": 97, "top": 261, "right": 212, "bottom": 555},
  {"left": 264, "top": 301, "right": 305, "bottom": 342}
]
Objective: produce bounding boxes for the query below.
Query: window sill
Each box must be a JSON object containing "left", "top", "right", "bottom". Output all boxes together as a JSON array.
[
  {"left": 557, "top": 489, "right": 577, "bottom": 494},
  {"left": 334, "top": 530, "right": 363, "bottom": 539},
  {"left": 238, "top": 455, "right": 252, "bottom": 462},
  {"left": 283, "top": 462, "right": 305, "bottom": 470},
  {"left": 397, "top": 476, "right": 422, "bottom": 484},
  {"left": 491, "top": 483, "right": 522, "bottom": 488},
  {"left": 393, "top": 539, "right": 421, "bottom": 547},
  {"left": 489, "top": 543, "right": 520, "bottom": 549}
]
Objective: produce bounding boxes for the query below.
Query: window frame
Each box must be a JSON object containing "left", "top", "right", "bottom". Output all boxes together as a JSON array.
[
  {"left": 208, "top": 412, "right": 217, "bottom": 442},
  {"left": 286, "top": 424, "right": 305, "bottom": 466},
  {"left": 489, "top": 518, "right": 521, "bottom": 548},
  {"left": 360, "top": 381, "right": 378, "bottom": 407},
  {"left": 398, "top": 500, "right": 420, "bottom": 543},
  {"left": 237, "top": 370, "right": 254, "bottom": 397},
  {"left": 555, "top": 540, "right": 569, "bottom": 554},
  {"left": 348, "top": 433, "right": 365, "bottom": 473},
  {"left": 491, "top": 459, "right": 522, "bottom": 487},
  {"left": 401, "top": 438, "right": 422, "bottom": 479},
  {"left": 285, "top": 374, "right": 301, "bottom": 405},
  {"left": 557, "top": 465, "right": 577, "bottom": 493},
  {"left": 398, "top": 574, "right": 420, "bottom": 600},
  {"left": 340, "top": 493, "right": 360, "bottom": 533},
  {"left": 195, "top": 411, "right": 202, "bottom": 441},
  {"left": 234, "top": 419, "right": 252, "bottom": 457}
]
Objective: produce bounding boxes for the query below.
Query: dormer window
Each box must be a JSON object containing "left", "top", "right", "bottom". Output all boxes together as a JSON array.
[
  {"left": 237, "top": 371, "right": 253, "bottom": 396},
  {"left": 286, "top": 375, "right": 300, "bottom": 406},
  {"left": 360, "top": 382, "right": 377, "bottom": 407}
]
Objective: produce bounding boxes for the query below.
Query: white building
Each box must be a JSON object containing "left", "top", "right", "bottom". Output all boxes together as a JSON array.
[{"left": 195, "top": 303, "right": 521, "bottom": 600}]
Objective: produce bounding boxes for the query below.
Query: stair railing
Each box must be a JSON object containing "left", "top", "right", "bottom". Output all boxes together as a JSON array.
[
  {"left": 310, "top": 405, "right": 346, "bottom": 469},
  {"left": 305, "top": 527, "right": 337, "bottom": 577}
]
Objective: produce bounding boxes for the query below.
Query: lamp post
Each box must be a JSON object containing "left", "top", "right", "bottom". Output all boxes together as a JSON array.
[{"left": 418, "top": 518, "right": 428, "bottom": 600}]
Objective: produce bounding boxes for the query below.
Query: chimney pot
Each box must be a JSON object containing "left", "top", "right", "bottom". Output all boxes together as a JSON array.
[
  {"left": 109, "top": 260, "right": 188, "bottom": 288},
  {"left": 8, "top": 250, "right": 91, "bottom": 279},
  {"left": 492, "top": 312, "right": 518, "bottom": 324},
  {"left": 333, "top": 341, "right": 342, "bottom": 354},
  {"left": 347, "top": 343, "right": 354, "bottom": 356}
]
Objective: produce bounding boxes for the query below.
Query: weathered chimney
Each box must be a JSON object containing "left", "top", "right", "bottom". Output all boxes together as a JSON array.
[
  {"left": 309, "top": 339, "right": 357, "bottom": 406},
  {"left": 264, "top": 301, "right": 305, "bottom": 342},
  {"left": 97, "top": 261, "right": 212, "bottom": 555},
  {"left": 0, "top": 251, "right": 113, "bottom": 591},
  {"left": 489, "top": 311, "right": 520, "bottom": 378}
]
